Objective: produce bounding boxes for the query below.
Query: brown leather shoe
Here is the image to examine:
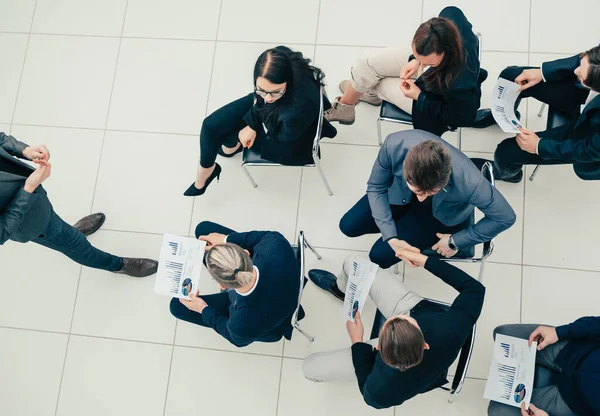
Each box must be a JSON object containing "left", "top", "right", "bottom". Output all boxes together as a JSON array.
[
  {"left": 116, "top": 258, "right": 158, "bottom": 278},
  {"left": 73, "top": 213, "right": 106, "bottom": 236}
]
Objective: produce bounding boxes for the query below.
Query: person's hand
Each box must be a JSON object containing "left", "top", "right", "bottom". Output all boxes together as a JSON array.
[
  {"left": 238, "top": 126, "right": 257, "bottom": 148},
  {"left": 22, "top": 145, "right": 50, "bottom": 161},
  {"left": 179, "top": 290, "right": 208, "bottom": 313},
  {"left": 516, "top": 127, "right": 540, "bottom": 154},
  {"left": 521, "top": 402, "right": 548, "bottom": 416},
  {"left": 198, "top": 232, "right": 226, "bottom": 249},
  {"left": 528, "top": 325, "right": 558, "bottom": 351},
  {"left": 515, "top": 69, "right": 543, "bottom": 92},
  {"left": 399, "top": 79, "right": 421, "bottom": 100},
  {"left": 397, "top": 250, "right": 428, "bottom": 268},
  {"left": 400, "top": 59, "right": 420, "bottom": 80},
  {"left": 388, "top": 238, "right": 421, "bottom": 266},
  {"left": 23, "top": 159, "right": 51, "bottom": 193},
  {"left": 432, "top": 233, "right": 458, "bottom": 258},
  {"left": 346, "top": 311, "right": 365, "bottom": 344}
]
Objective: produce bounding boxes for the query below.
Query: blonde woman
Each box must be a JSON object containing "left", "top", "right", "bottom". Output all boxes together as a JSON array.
[{"left": 169, "top": 221, "right": 302, "bottom": 347}]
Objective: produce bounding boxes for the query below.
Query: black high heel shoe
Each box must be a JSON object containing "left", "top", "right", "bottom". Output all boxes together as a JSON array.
[
  {"left": 218, "top": 143, "right": 243, "bottom": 158},
  {"left": 183, "top": 163, "right": 222, "bottom": 197}
]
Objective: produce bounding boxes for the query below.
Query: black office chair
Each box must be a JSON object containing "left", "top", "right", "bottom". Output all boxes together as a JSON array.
[
  {"left": 369, "top": 299, "right": 476, "bottom": 403},
  {"left": 376, "top": 33, "right": 486, "bottom": 150},
  {"left": 241, "top": 89, "right": 334, "bottom": 195},
  {"left": 528, "top": 105, "right": 574, "bottom": 181},
  {"left": 393, "top": 161, "right": 496, "bottom": 283}
]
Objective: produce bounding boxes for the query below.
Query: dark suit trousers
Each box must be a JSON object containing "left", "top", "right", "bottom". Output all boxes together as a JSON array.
[
  {"left": 199, "top": 94, "right": 263, "bottom": 168},
  {"left": 32, "top": 209, "right": 122, "bottom": 271},
  {"left": 487, "top": 324, "right": 575, "bottom": 416},
  {"left": 493, "top": 66, "right": 588, "bottom": 179},
  {"left": 339, "top": 195, "right": 463, "bottom": 269},
  {"left": 169, "top": 221, "right": 236, "bottom": 327}
]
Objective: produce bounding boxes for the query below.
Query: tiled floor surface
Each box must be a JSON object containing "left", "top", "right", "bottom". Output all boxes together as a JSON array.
[{"left": 1, "top": 1, "right": 600, "bottom": 415}]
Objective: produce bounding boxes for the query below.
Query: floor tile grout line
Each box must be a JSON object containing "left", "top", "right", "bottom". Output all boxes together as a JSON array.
[
  {"left": 161, "top": 320, "right": 178, "bottom": 416},
  {"left": 7, "top": 0, "right": 37, "bottom": 129},
  {"left": 420, "top": 0, "right": 425, "bottom": 22},
  {"left": 187, "top": 0, "right": 224, "bottom": 237},
  {"left": 274, "top": 356, "right": 285, "bottom": 416}
]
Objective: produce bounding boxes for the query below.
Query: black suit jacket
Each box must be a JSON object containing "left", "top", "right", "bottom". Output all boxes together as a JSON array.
[
  {"left": 201, "top": 230, "right": 301, "bottom": 347},
  {"left": 537, "top": 55, "right": 600, "bottom": 179},
  {"left": 350, "top": 258, "right": 485, "bottom": 409},
  {"left": 412, "top": 6, "right": 482, "bottom": 129},
  {"left": 243, "top": 78, "right": 337, "bottom": 166}
]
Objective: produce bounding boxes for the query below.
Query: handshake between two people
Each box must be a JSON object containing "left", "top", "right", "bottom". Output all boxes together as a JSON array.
[{"left": 387, "top": 232, "right": 458, "bottom": 267}]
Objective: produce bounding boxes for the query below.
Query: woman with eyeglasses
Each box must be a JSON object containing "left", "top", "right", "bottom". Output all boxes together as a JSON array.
[{"left": 184, "top": 45, "right": 337, "bottom": 196}]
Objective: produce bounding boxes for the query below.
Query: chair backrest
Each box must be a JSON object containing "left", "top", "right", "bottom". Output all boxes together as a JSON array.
[
  {"left": 291, "top": 231, "right": 306, "bottom": 328},
  {"left": 311, "top": 89, "right": 325, "bottom": 159}
]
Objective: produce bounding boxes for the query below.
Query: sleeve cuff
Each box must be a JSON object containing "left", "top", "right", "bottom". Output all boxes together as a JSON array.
[
  {"left": 451, "top": 230, "right": 470, "bottom": 250},
  {"left": 536, "top": 138, "right": 541, "bottom": 155},
  {"left": 223, "top": 235, "right": 228, "bottom": 243},
  {"left": 555, "top": 324, "right": 569, "bottom": 340},
  {"left": 540, "top": 64, "right": 547, "bottom": 83}
]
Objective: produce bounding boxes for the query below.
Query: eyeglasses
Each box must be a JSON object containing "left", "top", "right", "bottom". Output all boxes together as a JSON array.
[{"left": 255, "top": 87, "right": 286, "bottom": 99}]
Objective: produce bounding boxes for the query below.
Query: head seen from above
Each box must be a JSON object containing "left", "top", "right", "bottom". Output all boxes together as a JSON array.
[
  {"left": 404, "top": 140, "right": 452, "bottom": 202},
  {"left": 378, "top": 315, "right": 429, "bottom": 371},
  {"left": 412, "top": 17, "right": 463, "bottom": 91},
  {"left": 254, "top": 47, "right": 294, "bottom": 104},
  {"left": 575, "top": 44, "right": 600, "bottom": 92},
  {"left": 205, "top": 243, "right": 254, "bottom": 290}
]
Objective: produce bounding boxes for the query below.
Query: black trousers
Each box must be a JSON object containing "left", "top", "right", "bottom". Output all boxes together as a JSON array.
[
  {"left": 339, "top": 195, "right": 463, "bottom": 269},
  {"left": 199, "top": 94, "right": 263, "bottom": 168},
  {"left": 169, "top": 221, "right": 236, "bottom": 327},
  {"left": 493, "top": 66, "right": 589, "bottom": 179}
]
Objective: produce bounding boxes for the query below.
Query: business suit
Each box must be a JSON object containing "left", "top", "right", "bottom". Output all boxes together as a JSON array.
[
  {"left": 199, "top": 75, "right": 337, "bottom": 169},
  {"left": 339, "top": 129, "right": 516, "bottom": 268},
  {"left": 169, "top": 221, "right": 301, "bottom": 347},
  {"left": 0, "top": 132, "right": 122, "bottom": 271},
  {"left": 303, "top": 256, "right": 485, "bottom": 409},
  {"left": 494, "top": 54, "right": 600, "bottom": 180}
]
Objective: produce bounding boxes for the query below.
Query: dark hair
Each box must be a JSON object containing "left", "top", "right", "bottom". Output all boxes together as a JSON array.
[
  {"left": 253, "top": 46, "right": 325, "bottom": 134},
  {"left": 379, "top": 317, "right": 425, "bottom": 371},
  {"left": 404, "top": 140, "right": 452, "bottom": 192},
  {"left": 412, "top": 17, "right": 463, "bottom": 92},
  {"left": 581, "top": 44, "right": 600, "bottom": 92}
]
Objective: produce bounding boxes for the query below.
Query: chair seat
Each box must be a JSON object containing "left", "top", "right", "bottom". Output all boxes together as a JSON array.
[
  {"left": 547, "top": 107, "right": 573, "bottom": 129},
  {"left": 380, "top": 101, "right": 413, "bottom": 123},
  {"left": 242, "top": 147, "right": 278, "bottom": 165}
]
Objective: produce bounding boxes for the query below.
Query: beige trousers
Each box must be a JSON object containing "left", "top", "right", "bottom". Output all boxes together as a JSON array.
[
  {"left": 350, "top": 47, "right": 418, "bottom": 114},
  {"left": 302, "top": 255, "right": 423, "bottom": 382}
]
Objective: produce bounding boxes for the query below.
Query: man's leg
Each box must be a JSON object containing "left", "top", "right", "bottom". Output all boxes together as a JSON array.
[
  {"left": 529, "top": 386, "right": 577, "bottom": 416},
  {"left": 339, "top": 194, "right": 388, "bottom": 238},
  {"left": 194, "top": 220, "right": 236, "bottom": 239},
  {"left": 336, "top": 255, "right": 423, "bottom": 319},
  {"left": 169, "top": 292, "right": 231, "bottom": 327},
  {"left": 33, "top": 210, "right": 123, "bottom": 272}
]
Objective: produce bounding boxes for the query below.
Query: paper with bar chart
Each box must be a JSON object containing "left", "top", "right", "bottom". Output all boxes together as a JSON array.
[
  {"left": 484, "top": 334, "right": 537, "bottom": 409},
  {"left": 492, "top": 78, "right": 523, "bottom": 133},
  {"left": 342, "top": 257, "right": 378, "bottom": 322},
  {"left": 154, "top": 234, "right": 207, "bottom": 299}
]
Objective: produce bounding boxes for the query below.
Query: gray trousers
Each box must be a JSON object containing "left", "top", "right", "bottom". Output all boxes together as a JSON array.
[
  {"left": 487, "top": 324, "right": 576, "bottom": 416},
  {"left": 302, "top": 255, "right": 423, "bottom": 382}
]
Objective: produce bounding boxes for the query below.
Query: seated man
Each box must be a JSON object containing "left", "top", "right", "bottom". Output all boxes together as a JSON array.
[
  {"left": 0, "top": 132, "right": 157, "bottom": 277},
  {"left": 303, "top": 251, "right": 485, "bottom": 409},
  {"left": 488, "top": 316, "right": 600, "bottom": 416},
  {"left": 337, "top": 129, "right": 516, "bottom": 271},
  {"left": 169, "top": 221, "right": 302, "bottom": 347},
  {"left": 477, "top": 44, "right": 600, "bottom": 182}
]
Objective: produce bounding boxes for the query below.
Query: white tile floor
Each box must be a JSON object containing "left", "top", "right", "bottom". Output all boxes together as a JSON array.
[{"left": 1, "top": 1, "right": 599, "bottom": 415}]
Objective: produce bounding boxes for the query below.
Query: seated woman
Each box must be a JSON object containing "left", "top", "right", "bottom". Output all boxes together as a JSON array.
[
  {"left": 184, "top": 46, "right": 337, "bottom": 196},
  {"left": 169, "top": 221, "right": 302, "bottom": 347},
  {"left": 325, "top": 6, "right": 482, "bottom": 136}
]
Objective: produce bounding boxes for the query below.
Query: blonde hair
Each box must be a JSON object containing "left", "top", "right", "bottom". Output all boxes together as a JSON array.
[{"left": 205, "top": 243, "right": 254, "bottom": 289}]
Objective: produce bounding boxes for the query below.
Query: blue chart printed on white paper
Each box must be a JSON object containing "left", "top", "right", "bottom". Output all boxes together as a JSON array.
[
  {"left": 484, "top": 334, "right": 537, "bottom": 409},
  {"left": 154, "top": 234, "right": 206, "bottom": 300},
  {"left": 342, "top": 257, "right": 378, "bottom": 322},
  {"left": 492, "top": 78, "right": 524, "bottom": 133}
]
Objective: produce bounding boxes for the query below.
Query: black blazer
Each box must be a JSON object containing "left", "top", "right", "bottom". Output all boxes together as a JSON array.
[
  {"left": 350, "top": 258, "right": 485, "bottom": 409},
  {"left": 0, "top": 132, "right": 53, "bottom": 245},
  {"left": 537, "top": 55, "right": 600, "bottom": 179},
  {"left": 243, "top": 78, "right": 337, "bottom": 165},
  {"left": 412, "top": 6, "right": 482, "bottom": 128},
  {"left": 201, "top": 230, "right": 301, "bottom": 347}
]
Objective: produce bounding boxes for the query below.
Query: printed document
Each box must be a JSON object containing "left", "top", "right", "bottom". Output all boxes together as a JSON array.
[
  {"left": 154, "top": 234, "right": 206, "bottom": 299},
  {"left": 492, "top": 78, "right": 523, "bottom": 133},
  {"left": 342, "top": 257, "right": 378, "bottom": 322},
  {"left": 484, "top": 334, "right": 537, "bottom": 409}
]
